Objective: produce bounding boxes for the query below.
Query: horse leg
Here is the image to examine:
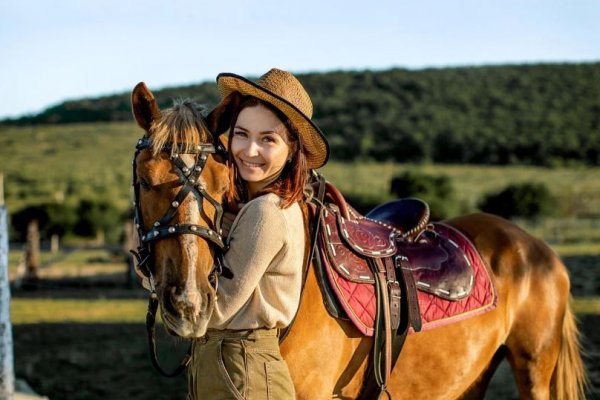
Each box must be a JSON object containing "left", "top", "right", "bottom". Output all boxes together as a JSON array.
[
  {"left": 458, "top": 346, "right": 507, "bottom": 400},
  {"left": 504, "top": 254, "right": 571, "bottom": 399},
  {"left": 446, "top": 213, "right": 586, "bottom": 399}
]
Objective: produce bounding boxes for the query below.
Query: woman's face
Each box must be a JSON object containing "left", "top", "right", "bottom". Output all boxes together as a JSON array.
[{"left": 230, "top": 105, "right": 291, "bottom": 197}]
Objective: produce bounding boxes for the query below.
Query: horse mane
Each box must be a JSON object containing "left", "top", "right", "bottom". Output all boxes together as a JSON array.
[{"left": 149, "top": 99, "right": 211, "bottom": 156}]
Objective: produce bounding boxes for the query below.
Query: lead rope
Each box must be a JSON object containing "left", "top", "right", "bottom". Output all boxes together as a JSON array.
[
  {"left": 130, "top": 247, "right": 193, "bottom": 377},
  {"left": 146, "top": 294, "right": 193, "bottom": 377}
]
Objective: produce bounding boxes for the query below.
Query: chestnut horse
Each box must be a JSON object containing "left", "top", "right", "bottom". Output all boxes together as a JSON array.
[{"left": 131, "top": 83, "right": 587, "bottom": 399}]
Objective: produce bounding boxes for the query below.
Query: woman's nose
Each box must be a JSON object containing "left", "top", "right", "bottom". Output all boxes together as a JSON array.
[{"left": 244, "top": 140, "right": 260, "bottom": 157}]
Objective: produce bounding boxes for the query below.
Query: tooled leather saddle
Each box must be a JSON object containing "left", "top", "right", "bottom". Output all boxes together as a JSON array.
[{"left": 308, "top": 177, "right": 495, "bottom": 399}]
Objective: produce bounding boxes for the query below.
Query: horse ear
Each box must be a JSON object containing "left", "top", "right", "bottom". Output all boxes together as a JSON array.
[
  {"left": 205, "top": 92, "right": 240, "bottom": 138},
  {"left": 131, "top": 82, "right": 161, "bottom": 133}
]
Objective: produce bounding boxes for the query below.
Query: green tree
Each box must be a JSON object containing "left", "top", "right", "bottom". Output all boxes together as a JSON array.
[
  {"left": 479, "top": 182, "right": 557, "bottom": 219},
  {"left": 10, "top": 203, "right": 77, "bottom": 241},
  {"left": 74, "top": 199, "right": 122, "bottom": 243}
]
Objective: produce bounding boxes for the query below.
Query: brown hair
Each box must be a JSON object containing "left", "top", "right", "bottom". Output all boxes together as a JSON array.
[{"left": 220, "top": 92, "right": 309, "bottom": 209}]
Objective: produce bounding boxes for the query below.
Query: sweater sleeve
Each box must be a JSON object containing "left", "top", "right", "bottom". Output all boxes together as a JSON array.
[{"left": 209, "top": 197, "right": 287, "bottom": 326}]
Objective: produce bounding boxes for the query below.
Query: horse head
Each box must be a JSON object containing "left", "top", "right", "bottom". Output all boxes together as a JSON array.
[{"left": 131, "top": 82, "right": 229, "bottom": 338}]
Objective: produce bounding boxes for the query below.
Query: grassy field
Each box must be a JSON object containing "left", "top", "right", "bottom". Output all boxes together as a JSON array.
[
  {"left": 321, "top": 161, "right": 600, "bottom": 217},
  {"left": 11, "top": 298, "right": 146, "bottom": 324},
  {"left": 11, "top": 296, "right": 600, "bottom": 325},
  {"left": 7, "top": 248, "right": 127, "bottom": 282},
  {"left": 2, "top": 122, "right": 600, "bottom": 217}
]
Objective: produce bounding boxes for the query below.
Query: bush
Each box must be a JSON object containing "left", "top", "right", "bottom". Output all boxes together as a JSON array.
[
  {"left": 479, "top": 182, "right": 557, "bottom": 219},
  {"left": 10, "top": 203, "right": 77, "bottom": 242},
  {"left": 73, "top": 199, "right": 122, "bottom": 241},
  {"left": 390, "top": 171, "right": 459, "bottom": 219},
  {"left": 45, "top": 203, "right": 78, "bottom": 237}
]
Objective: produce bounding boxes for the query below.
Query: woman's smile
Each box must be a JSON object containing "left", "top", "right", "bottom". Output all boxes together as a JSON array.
[{"left": 239, "top": 158, "right": 265, "bottom": 169}]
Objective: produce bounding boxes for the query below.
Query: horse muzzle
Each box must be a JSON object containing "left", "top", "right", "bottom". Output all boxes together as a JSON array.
[{"left": 159, "top": 286, "right": 215, "bottom": 338}]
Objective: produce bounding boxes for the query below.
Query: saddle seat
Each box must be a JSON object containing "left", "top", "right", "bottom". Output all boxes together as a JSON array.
[{"left": 366, "top": 198, "right": 430, "bottom": 239}]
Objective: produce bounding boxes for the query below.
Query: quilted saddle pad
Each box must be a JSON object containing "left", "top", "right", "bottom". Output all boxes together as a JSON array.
[{"left": 321, "top": 222, "right": 497, "bottom": 336}]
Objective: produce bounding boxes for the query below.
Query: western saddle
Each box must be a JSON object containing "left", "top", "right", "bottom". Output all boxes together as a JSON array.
[{"left": 308, "top": 175, "right": 475, "bottom": 399}]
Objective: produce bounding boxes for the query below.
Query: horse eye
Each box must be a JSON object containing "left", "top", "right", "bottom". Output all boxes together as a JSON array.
[{"left": 139, "top": 179, "right": 151, "bottom": 190}]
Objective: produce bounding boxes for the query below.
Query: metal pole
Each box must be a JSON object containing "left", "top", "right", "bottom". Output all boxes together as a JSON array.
[{"left": 0, "top": 174, "right": 15, "bottom": 398}]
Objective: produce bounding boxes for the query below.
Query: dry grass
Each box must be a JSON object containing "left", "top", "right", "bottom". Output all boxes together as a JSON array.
[
  {"left": 11, "top": 298, "right": 146, "bottom": 324},
  {"left": 572, "top": 298, "right": 600, "bottom": 315}
]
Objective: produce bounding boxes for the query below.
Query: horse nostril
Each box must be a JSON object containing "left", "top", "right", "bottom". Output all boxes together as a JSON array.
[{"left": 162, "top": 290, "right": 178, "bottom": 315}]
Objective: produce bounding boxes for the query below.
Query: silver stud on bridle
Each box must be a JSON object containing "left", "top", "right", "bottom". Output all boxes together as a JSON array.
[{"left": 131, "top": 137, "right": 228, "bottom": 280}]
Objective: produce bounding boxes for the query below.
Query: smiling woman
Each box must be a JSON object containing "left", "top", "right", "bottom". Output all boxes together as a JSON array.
[
  {"left": 128, "top": 74, "right": 323, "bottom": 398},
  {"left": 185, "top": 68, "right": 329, "bottom": 400}
]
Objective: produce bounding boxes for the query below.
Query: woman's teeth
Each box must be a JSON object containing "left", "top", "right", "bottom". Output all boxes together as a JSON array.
[{"left": 242, "top": 160, "right": 263, "bottom": 168}]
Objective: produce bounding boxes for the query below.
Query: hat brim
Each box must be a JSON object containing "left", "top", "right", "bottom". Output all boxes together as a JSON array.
[{"left": 216, "top": 72, "right": 329, "bottom": 170}]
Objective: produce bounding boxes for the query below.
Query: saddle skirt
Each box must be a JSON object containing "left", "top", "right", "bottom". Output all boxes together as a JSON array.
[{"left": 318, "top": 204, "right": 496, "bottom": 336}]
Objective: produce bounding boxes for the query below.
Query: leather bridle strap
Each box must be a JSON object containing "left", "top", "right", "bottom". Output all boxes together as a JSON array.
[
  {"left": 131, "top": 136, "right": 231, "bottom": 378},
  {"left": 131, "top": 137, "right": 229, "bottom": 279},
  {"left": 133, "top": 137, "right": 226, "bottom": 253}
]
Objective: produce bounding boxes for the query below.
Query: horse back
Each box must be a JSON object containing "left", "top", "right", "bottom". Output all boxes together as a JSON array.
[{"left": 445, "top": 212, "right": 569, "bottom": 284}]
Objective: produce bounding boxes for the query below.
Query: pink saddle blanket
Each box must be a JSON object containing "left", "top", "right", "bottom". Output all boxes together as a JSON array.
[{"left": 321, "top": 222, "right": 497, "bottom": 336}]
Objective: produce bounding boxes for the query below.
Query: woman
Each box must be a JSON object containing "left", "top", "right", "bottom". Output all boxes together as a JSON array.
[{"left": 188, "top": 68, "right": 329, "bottom": 400}]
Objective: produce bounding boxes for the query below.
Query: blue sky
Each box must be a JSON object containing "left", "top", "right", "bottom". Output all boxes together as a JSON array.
[{"left": 1, "top": 0, "right": 598, "bottom": 119}]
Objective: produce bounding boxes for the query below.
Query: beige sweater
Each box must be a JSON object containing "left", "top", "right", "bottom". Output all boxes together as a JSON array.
[{"left": 208, "top": 193, "right": 306, "bottom": 330}]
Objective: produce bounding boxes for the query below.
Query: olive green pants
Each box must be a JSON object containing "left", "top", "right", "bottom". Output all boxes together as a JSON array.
[{"left": 187, "top": 328, "right": 295, "bottom": 400}]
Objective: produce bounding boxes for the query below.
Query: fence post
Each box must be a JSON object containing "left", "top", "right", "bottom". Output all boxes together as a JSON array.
[{"left": 0, "top": 174, "right": 15, "bottom": 399}]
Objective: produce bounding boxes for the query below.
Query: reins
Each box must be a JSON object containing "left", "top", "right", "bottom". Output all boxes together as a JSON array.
[{"left": 131, "top": 135, "right": 232, "bottom": 377}]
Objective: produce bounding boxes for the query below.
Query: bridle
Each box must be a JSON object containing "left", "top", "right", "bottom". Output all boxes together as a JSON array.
[{"left": 130, "top": 135, "right": 232, "bottom": 377}]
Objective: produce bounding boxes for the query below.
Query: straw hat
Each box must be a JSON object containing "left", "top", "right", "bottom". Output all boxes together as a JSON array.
[{"left": 216, "top": 68, "right": 329, "bottom": 169}]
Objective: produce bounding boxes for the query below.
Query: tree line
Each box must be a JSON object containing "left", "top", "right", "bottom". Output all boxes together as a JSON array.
[{"left": 4, "top": 62, "right": 599, "bottom": 166}]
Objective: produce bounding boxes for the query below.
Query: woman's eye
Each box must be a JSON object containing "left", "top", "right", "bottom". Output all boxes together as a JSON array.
[
  {"left": 233, "top": 131, "right": 247, "bottom": 138},
  {"left": 262, "top": 136, "right": 276, "bottom": 143}
]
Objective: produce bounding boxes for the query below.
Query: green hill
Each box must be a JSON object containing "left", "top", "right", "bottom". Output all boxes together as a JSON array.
[{"left": 3, "top": 62, "right": 600, "bottom": 166}]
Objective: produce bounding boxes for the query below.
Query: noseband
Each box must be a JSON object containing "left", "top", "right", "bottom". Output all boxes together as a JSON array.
[{"left": 131, "top": 135, "right": 232, "bottom": 377}]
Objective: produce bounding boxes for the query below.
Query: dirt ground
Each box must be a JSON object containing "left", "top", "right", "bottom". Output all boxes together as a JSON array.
[{"left": 11, "top": 251, "right": 600, "bottom": 399}]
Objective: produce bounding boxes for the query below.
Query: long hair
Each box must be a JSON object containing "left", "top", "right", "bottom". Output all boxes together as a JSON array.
[{"left": 220, "top": 93, "right": 309, "bottom": 209}]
